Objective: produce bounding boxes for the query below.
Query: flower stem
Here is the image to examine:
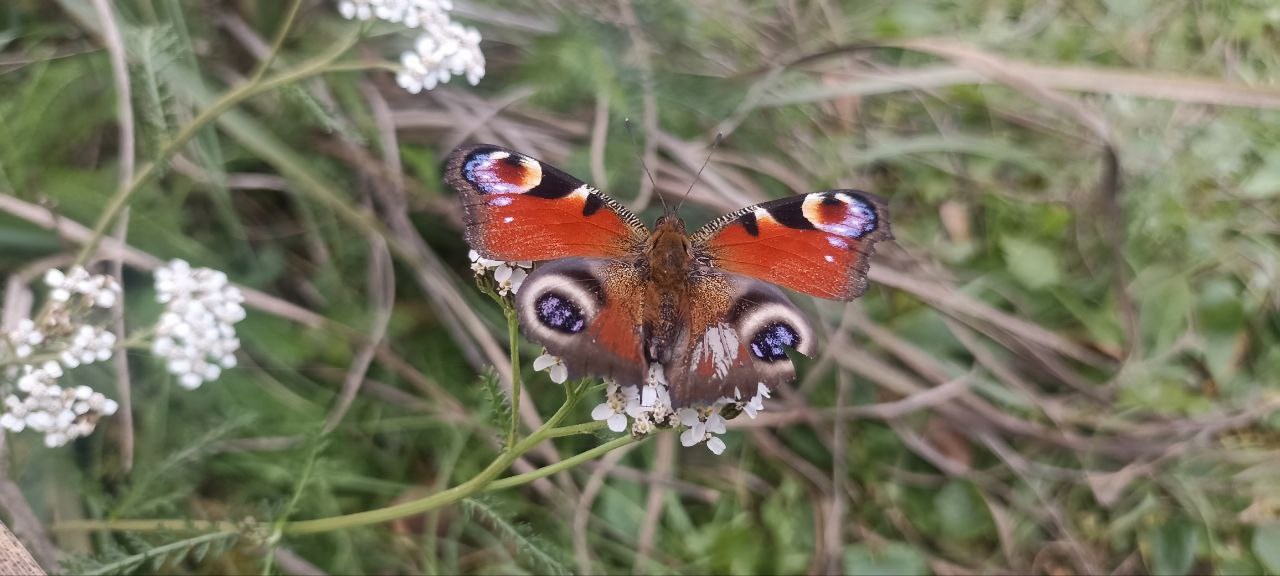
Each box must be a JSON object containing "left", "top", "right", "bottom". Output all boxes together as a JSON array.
[
  {"left": 483, "top": 434, "right": 641, "bottom": 492},
  {"left": 51, "top": 406, "right": 648, "bottom": 537},
  {"left": 546, "top": 420, "right": 608, "bottom": 439},
  {"left": 282, "top": 388, "right": 583, "bottom": 535},
  {"left": 249, "top": 0, "right": 305, "bottom": 85}
]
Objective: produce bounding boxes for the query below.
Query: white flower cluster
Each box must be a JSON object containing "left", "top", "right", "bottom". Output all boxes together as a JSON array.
[
  {"left": 1, "top": 364, "right": 118, "bottom": 447},
  {"left": 44, "top": 267, "right": 121, "bottom": 309},
  {"left": 1, "top": 261, "right": 248, "bottom": 449},
  {"left": 396, "top": 21, "right": 485, "bottom": 93},
  {"left": 0, "top": 268, "right": 121, "bottom": 369},
  {"left": 338, "top": 0, "right": 451, "bottom": 27},
  {"left": 59, "top": 325, "right": 116, "bottom": 368},
  {"left": 336, "top": 0, "right": 486, "bottom": 93},
  {"left": 469, "top": 250, "right": 531, "bottom": 297},
  {"left": 153, "top": 260, "right": 246, "bottom": 390},
  {"left": 6, "top": 320, "right": 44, "bottom": 359},
  {"left": 0, "top": 266, "right": 125, "bottom": 447},
  {"left": 677, "top": 404, "right": 728, "bottom": 455},
  {"left": 547, "top": 359, "right": 775, "bottom": 456}
]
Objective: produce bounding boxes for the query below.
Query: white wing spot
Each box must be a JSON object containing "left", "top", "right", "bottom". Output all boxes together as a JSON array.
[
  {"left": 693, "top": 324, "right": 740, "bottom": 380},
  {"left": 503, "top": 216, "right": 515, "bottom": 224},
  {"left": 824, "top": 254, "right": 835, "bottom": 263}
]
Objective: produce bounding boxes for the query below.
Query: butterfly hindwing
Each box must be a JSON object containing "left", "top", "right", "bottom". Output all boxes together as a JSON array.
[
  {"left": 691, "top": 190, "right": 891, "bottom": 300},
  {"left": 665, "top": 273, "right": 815, "bottom": 407},
  {"left": 446, "top": 145, "right": 648, "bottom": 262},
  {"left": 515, "top": 257, "right": 648, "bottom": 386}
]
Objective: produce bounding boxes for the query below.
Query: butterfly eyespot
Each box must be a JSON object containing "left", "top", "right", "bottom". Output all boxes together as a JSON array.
[
  {"left": 749, "top": 322, "right": 802, "bottom": 362},
  {"left": 802, "top": 192, "right": 878, "bottom": 240},
  {"left": 463, "top": 149, "right": 543, "bottom": 195},
  {"left": 534, "top": 291, "right": 587, "bottom": 334}
]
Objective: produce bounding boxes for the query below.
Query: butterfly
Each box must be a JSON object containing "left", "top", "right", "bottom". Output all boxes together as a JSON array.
[{"left": 446, "top": 144, "right": 891, "bottom": 408}]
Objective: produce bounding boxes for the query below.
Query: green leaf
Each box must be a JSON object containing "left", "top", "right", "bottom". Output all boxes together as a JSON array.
[
  {"left": 1139, "top": 273, "right": 1192, "bottom": 353},
  {"left": 844, "top": 542, "right": 930, "bottom": 576},
  {"left": 1253, "top": 524, "right": 1280, "bottom": 575},
  {"left": 1217, "top": 545, "right": 1263, "bottom": 575},
  {"left": 1242, "top": 153, "right": 1280, "bottom": 199},
  {"left": 1143, "top": 519, "right": 1199, "bottom": 575},
  {"left": 1001, "top": 235, "right": 1062, "bottom": 289},
  {"left": 935, "top": 481, "right": 994, "bottom": 541}
]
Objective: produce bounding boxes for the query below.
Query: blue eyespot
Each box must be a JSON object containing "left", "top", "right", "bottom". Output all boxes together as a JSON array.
[
  {"left": 750, "top": 322, "right": 800, "bottom": 362},
  {"left": 535, "top": 292, "right": 586, "bottom": 334}
]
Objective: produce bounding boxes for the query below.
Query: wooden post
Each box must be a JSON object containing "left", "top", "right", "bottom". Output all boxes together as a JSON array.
[{"left": 0, "top": 521, "right": 44, "bottom": 576}]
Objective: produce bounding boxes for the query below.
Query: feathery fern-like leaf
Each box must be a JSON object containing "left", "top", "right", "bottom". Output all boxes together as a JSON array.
[{"left": 462, "top": 497, "right": 571, "bottom": 576}]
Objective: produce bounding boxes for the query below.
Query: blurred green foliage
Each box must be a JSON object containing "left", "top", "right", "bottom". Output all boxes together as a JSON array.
[{"left": 1, "top": 0, "right": 1280, "bottom": 574}]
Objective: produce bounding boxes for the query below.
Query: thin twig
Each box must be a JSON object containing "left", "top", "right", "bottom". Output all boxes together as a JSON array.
[{"left": 90, "top": 0, "right": 137, "bottom": 472}]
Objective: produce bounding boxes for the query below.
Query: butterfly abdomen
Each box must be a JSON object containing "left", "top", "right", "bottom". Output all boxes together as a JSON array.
[{"left": 642, "top": 216, "right": 695, "bottom": 366}]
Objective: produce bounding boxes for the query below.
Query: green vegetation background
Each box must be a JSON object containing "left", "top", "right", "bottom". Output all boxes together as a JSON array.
[{"left": 2, "top": 0, "right": 1280, "bottom": 574}]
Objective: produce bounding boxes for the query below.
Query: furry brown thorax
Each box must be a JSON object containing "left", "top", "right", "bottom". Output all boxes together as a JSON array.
[{"left": 642, "top": 215, "right": 693, "bottom": 365}]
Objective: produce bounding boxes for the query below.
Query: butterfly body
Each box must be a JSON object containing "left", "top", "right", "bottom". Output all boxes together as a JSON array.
[
  {"left": 447, "top": 144, "right": 891, "bottom": 407},
  {"left": 642, "top": 215, "right": 695, "bottom": 365}
]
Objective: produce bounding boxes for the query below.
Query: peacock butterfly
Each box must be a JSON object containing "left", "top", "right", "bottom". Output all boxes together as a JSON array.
[{"left": 446, "top": 144, "right": 891, "bottom": 407}]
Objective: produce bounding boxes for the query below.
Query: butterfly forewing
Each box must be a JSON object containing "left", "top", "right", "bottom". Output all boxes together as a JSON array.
[
  {"left": 692, "top": 190, "right": 891, "bottom": 300},
  {"left": 446, "top": 144, "right": 648, "bottom": 262}
]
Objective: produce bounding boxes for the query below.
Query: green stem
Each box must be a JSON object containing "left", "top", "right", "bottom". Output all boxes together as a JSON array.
[
  {"left": 249, "top": 0, "right": 305, "bottom": 85},
  {"left": 546, "top": 420, "right": 608, "bottom": 439},
  {"left": 263, "top": 435, "right": 323, "bottom": 574},
  {"left": 483, "top": 434, "right": 642, "bottom": 492},
  {"left": 52, "top": 519, "right": 232, "bottom": 533},
  {"left": 51, "top": 429, "right": 648, "bottom": 537},
  {"left": 282, "top": 390, "right": 583, "bottom": 535}
]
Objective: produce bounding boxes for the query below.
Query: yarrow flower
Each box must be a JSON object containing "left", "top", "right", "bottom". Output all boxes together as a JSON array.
[
  {"left": 591, "top": 381, "right": 639, "bottom": 433},
  {"left": 338, "top": 0, "right": 451, "bottom": 28},
  {"left": 336, "top": 0, "right": 485, "bottom": 94},
  {"left": 581, "top": 362, "right": 773, "bottom": 455},
  {"left": 44, "top": 266, "right": 120, "bottom": 309},
  {"left": 396, "top": 21, "right": 485, "bottom": 93},
  {"left": 3, "top": 267, "right": 124, "bottom": 371},
  {"left": 58, "top": 326, "right": 116, "bottom": 369},
  {"left": 5, "top": 319, "right": 44, "bottom": 359},
  {"left": 0, "top": 365, "right": 118, "bottom": 447},
  {"left": 152, "top": 260, "right": 246, "bottom": 390},
  {"left": 533, "top": 352, "right": 568, "bottom": 384},
  {"left": 468, "top": 250, "right": 531, "bottom": 296},
  {"left": 738, "top": 382, "right": 771, "bottom": 419},
  {"left": 2, "top": 261, "right": 249, "bottom": 449},
  {"left": 678, "top": 404, "right": 729, "bottom": 455},
  {"left": 626, "top": 364, "right": 677, "bottom": 436}
]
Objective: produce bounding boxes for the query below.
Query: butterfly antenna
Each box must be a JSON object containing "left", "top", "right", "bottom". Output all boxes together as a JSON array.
[
  {"left": 675, "top": 132, "right": 723, "bottom": 213},
  {"left": 625, "top": 118, "right": 668, "bottom": 214}
]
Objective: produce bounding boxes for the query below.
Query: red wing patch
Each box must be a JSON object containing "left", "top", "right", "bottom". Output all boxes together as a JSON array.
[
  {"left": 446, "top": 145, "right": 648, "bottom": 262},
  {"left": 692, "top": 191, "right": 891, "bottom": 301}
]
